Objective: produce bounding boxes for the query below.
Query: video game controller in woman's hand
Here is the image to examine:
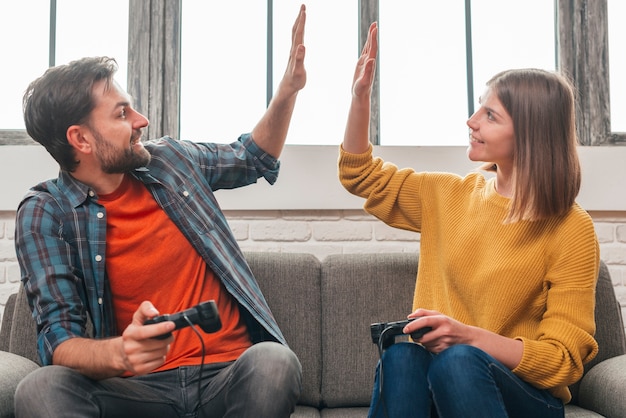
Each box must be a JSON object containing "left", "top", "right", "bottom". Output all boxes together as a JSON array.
[{"left": 370, "top": 318, "right": 432, "bottom": 349}]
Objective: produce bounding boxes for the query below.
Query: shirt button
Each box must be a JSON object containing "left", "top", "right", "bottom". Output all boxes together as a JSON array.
[
  {"left": 183, "top": 190, "right": 190, "bottom": 197},
  {"left": 97, "top": 212, "right": 104, "bottom": 219},
  {"left": 95, "top": 255, "right": 103, "bottom": 262},
  {"left": 89, "top": 191, "right": 95, "bottom": 197}
]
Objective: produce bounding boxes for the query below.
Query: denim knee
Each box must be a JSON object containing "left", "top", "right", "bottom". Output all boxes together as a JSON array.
[
  {"left": 15, "top": 365, "right": 96, "bottom": 417},
  {"left": 381, "top": 342, "right": 429, "bottom": 371},
  {"left": 243, "top": 342, "right": 301, "bottom": 383},
  {"left": 15, "top": 365, "right": 74, "bottom": 402},
  {"left": 428, "top": 344, "right": 485, "bottom": 386},
  {"left": 224, "top": 342, "right": 302, "bottom": 417}
]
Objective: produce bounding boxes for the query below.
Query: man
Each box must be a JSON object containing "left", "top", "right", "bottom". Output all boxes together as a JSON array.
[{"left": 14, "top": 5, "right": 307, "bottom": 417}]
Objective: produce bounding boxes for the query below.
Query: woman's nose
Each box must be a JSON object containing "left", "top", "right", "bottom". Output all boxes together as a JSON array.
[{"left": 466, "top": 115, "right": 476, "bottom": 130}]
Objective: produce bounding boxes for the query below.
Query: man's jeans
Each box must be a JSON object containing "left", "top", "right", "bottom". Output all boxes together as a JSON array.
[
  {"left": 15, "top": 342, "right": 301, "bottom": 418},
  {"left": 368, "top": 342, "right": 564, "bottom": 418}
]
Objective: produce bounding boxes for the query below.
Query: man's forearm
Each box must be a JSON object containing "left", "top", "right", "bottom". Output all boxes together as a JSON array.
[
  {"left": 53, "top": 336, "right": 127, "bottom": 380},
  {"left": 251, "top": 85, "right": 300, "bottom": 158}
]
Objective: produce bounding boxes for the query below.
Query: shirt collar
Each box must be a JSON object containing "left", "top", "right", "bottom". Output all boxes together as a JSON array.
[{"left": 57, "top": 171, "right": 94, "bottom": 208}]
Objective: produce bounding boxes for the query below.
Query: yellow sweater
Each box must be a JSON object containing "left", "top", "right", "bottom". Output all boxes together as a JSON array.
[{"left": 338, "top": 145, "right": 599, "bottom": 403}]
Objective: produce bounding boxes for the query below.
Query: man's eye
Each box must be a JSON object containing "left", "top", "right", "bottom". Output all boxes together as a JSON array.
[
  {"left": 120, "top": 109, "right": 127, "bottom": 118},
  {"left": 486, "top": 111, "right": 494, "bottom": 120}
]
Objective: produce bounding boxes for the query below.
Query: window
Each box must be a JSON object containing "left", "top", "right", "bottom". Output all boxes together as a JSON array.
[
  {"left": 379, "top": 2, "right": 468, "bottom": 146},
  {"left": 179, "top": 0, "right": 356, "bottom": 145},
  {"left": 55, "top": 0, "right": 129, "bottom": 88},
  {"left": 379, "top": 1, "right": 555, "bottom": 146},
  {"left": 180, "top": 1, "right": 555, "bottom": 146},
  {"left": 0, "top": 1, "right": 49, "bottom": 130},
  {"left": 0, "top": 0, "right": 622, "bottom": 146},
  {"left": 0, "top": 0, "right": 128, "bottom": 137},
  {"left": 180, "top": 1, "right": 267, "bottom": 142}
]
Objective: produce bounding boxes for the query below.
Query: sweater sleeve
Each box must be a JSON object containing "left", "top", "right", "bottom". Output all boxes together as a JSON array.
[
  {"left": 512, "top": 206, "right": 599, "bottom": 402},
  {"left": 338, "top": 144, "right": 424, "bottom": 232}
]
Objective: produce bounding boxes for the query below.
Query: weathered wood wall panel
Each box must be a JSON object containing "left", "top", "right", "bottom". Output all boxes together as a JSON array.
[
  {"left": 359, "top": 0, "right": 380, "bottom": 145},
  {"left": 128, "top": 0, "right": 181, "bottom": 141},
  {"left": 558, "top": 0, "right": 612, "bottom": 145}
]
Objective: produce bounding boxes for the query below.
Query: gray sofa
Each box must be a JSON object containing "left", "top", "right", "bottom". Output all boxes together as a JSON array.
[{"left": 2, "top": 252, "right": 626, "bottom": 417}]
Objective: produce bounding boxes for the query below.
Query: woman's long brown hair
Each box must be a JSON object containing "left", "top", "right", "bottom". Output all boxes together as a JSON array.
[{"left": 485, "top": 69, "right": 581, "bottom": 223}]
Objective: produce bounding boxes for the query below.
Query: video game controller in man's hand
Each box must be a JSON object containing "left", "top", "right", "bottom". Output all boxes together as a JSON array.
[
  {"left": 370, "top": 318, "right": 432, "bottom": 349},
  {"left": 144, "top": 300, "right": 222, "bottom": 339}
]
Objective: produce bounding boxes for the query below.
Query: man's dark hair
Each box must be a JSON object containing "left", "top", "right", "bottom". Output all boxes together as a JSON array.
[{"left": 23, "top": 57, "right": 118, "bottom": 172}]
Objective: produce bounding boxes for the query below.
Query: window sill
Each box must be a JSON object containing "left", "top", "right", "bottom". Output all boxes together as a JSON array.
[{"left": 1, "top": 144, "right": 625, "bottom": 212}]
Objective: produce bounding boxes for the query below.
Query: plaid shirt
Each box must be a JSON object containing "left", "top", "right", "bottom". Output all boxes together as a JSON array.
[{"left": 15, "top": 134, "right": 285, "bottom": 365}]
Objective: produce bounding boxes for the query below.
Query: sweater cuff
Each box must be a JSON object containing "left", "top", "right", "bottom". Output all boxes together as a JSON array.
[{"left": 338, "top": 143, "right": 373, "bottom": 167}]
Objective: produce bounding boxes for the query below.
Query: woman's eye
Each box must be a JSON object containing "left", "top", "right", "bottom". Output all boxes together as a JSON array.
[
  {"left": 486, "top": 111, "right": 494, "bottom": 121},
  {"left": 120, "top": 109, "right": 127, "bottom": 118}
]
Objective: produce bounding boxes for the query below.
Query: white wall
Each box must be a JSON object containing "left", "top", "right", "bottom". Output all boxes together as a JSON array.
[{"left": 2, "top": 144, "right": 626, "bottom": 211}]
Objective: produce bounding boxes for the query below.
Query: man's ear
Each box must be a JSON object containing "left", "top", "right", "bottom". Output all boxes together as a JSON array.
[{"left": 66, "top": 125, "right": 92, "bottom": 154}]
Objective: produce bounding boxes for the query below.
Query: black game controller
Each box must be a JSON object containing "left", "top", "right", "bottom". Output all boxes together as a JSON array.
[
  {"left": 144, "top": 300, "right": 222, "bottom": 339},
  {"left": 370, "top": 318, "right": 432, "bottom": 349}
]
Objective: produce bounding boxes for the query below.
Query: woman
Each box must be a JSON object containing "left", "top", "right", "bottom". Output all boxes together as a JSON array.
[{"left": 339, "top": 23, "right": 599, "bottom": 418}]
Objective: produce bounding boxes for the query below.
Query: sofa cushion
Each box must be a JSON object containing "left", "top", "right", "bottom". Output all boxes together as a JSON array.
[
  {"left": 320, "top": 407, "right": 369, "bottom": 417},
  {"left": 245, "top": 252, "right": 323, "bottom": 408},
  {"left": 562, "top": 404, "right": 605, "bottom": 418},
  {"left": 291, "top": 405, "right": 321, "bottom": 418},
  {"left": 320, "top": 253, "right": 418, "bottom": 408}
]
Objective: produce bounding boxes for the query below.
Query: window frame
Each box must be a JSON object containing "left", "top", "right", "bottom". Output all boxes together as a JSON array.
[{"left": 1, "top": 0, "right": 624, "bottom": 146}]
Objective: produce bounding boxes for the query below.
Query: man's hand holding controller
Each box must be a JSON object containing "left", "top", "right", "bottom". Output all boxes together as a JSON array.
[{"left": 144, "top": 300, "right": 222, "bottom": 339}]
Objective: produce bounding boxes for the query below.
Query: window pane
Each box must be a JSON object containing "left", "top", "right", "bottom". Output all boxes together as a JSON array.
[
  {"left": 608, "top": 0, "right": 626, "bottom": 132},
  {"left": 273, "top": 0, "right": 357, "bottom": 145},
  {"left": 471, "top": 0, "right": 555, "bottom": 106},
  {"left": 180, "top": 1, "right": 267, "bottom": 142},
  {"left": 0, "top": 1, "right": 49, "bottom": 129},
  {"left": 55, "top": 0, "right": 129, "bottom": 90},
  {"left": 380, "top": 1, "right": 468, "bottom": 146},
  {"left": 180, "top": 1, "right": 356, "bottom": 145}
]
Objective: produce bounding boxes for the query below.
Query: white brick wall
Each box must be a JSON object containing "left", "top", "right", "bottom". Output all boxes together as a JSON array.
[{"left": 2, "top": 210, "right": 625, "bottom": 330}]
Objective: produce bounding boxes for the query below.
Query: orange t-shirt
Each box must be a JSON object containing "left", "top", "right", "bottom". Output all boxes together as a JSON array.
[{"left": 99, "top": 174, "right": 252, "bottom": 374}]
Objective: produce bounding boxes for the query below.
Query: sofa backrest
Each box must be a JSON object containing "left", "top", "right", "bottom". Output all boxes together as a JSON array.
[
  {"left": 245, "top": 252, "right": 323, "bottom": 408},
  {"left": 319, "top": 253, "right": 418, "bottom": 408}
]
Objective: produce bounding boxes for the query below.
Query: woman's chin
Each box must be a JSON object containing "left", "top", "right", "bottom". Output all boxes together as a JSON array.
[{"left": 466, "top": 147, "right": 481, "bottom": 162}]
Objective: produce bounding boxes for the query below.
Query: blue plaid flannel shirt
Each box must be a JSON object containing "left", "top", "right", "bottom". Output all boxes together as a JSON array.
[{"left": 15, "top": 133, "right": 285, "bottom": 365}]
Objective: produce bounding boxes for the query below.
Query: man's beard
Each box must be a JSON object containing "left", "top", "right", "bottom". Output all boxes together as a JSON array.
[{"left": 92, "top": 128, "right": 151, "bottom": 173}]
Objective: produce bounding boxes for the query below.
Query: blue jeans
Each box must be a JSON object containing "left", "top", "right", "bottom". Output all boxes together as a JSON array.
[
  {"left": 14, "top": 342, "right": 301, "bottom": 418},
  {"left": 368, "top": 343, "right": 564, "bottom": 418}
]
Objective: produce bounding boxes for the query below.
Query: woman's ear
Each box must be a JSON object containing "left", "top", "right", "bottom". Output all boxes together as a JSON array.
[{"left": 66, "top": 125, "right": 92, "bottom": 154}]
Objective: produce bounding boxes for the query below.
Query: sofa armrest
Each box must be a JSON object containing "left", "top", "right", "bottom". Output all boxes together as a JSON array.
[
  {"left": 0, "top": 293, "right": 17, "bottom": 352},
  {"left": 577, "top": 354, "right": 626, "bottom": 417}
]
